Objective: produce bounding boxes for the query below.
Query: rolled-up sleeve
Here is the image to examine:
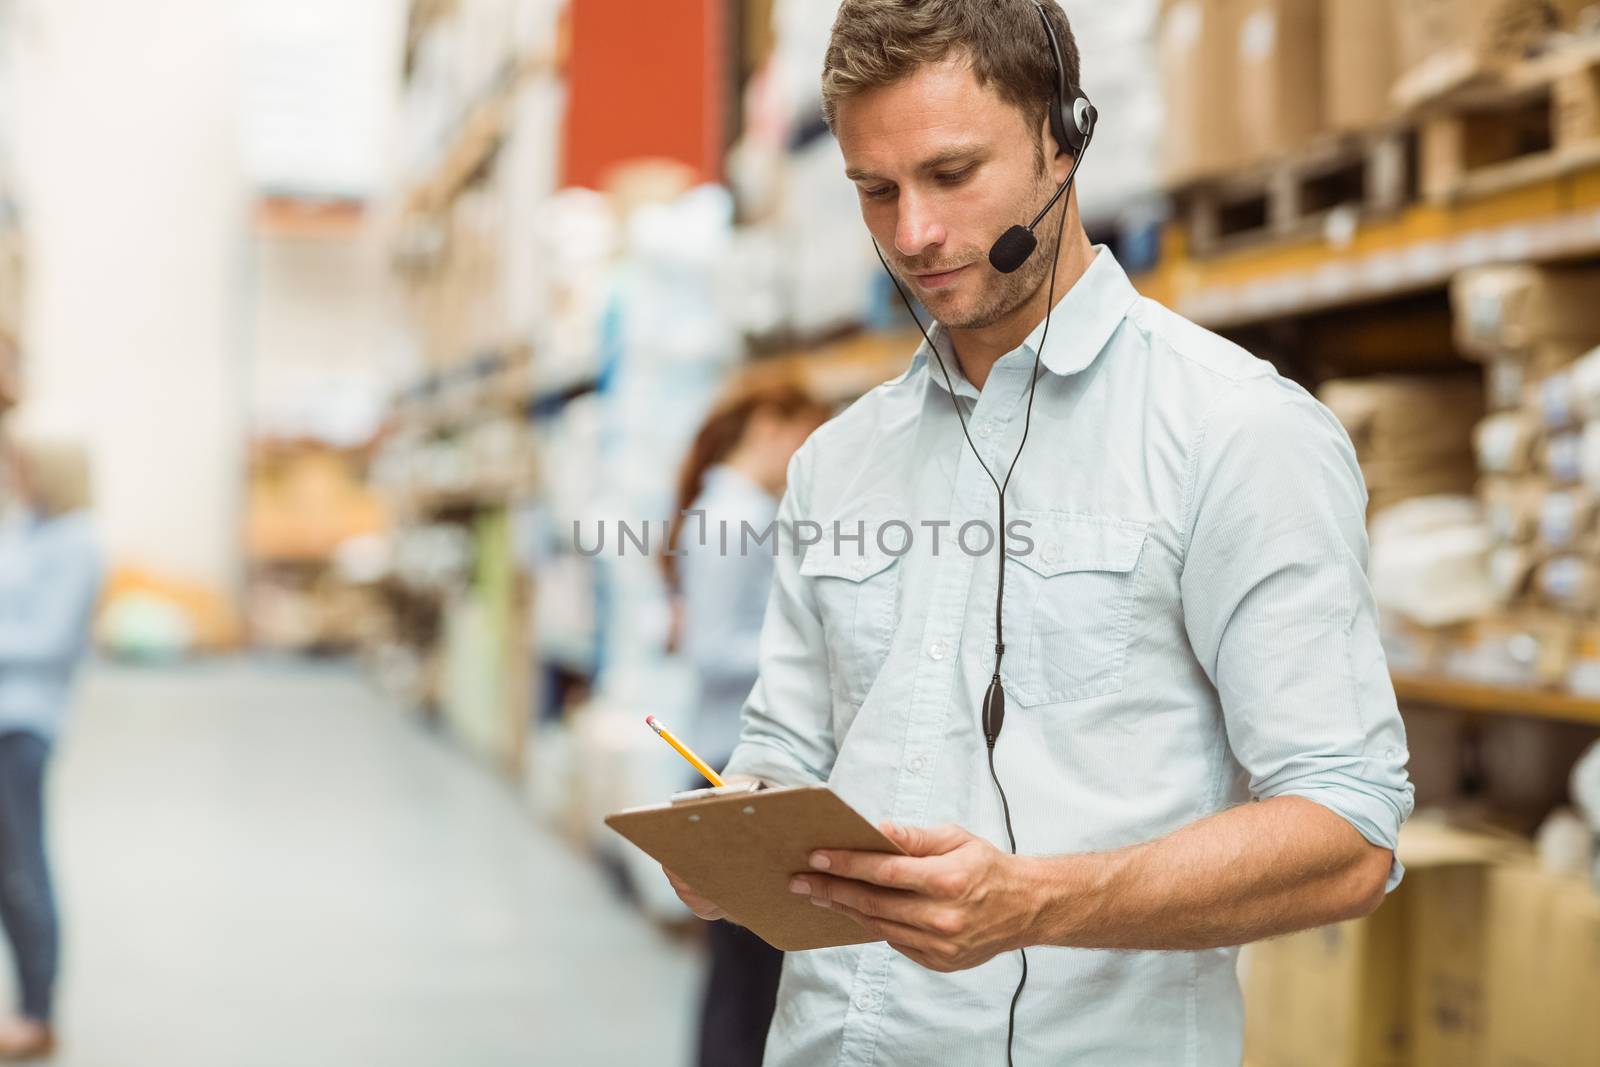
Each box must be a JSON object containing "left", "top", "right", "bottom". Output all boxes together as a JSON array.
[
  {"left": 1180, "top": 378, "right": 1414, "bottom": 891},
  {"left": 722, "top": 445, "right": 838, "bottom": 787}
]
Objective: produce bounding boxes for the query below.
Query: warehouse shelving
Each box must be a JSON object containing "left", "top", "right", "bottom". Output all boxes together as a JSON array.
[
  {"left": 1392, "top": 672, "right": 1600, "bottom": 727},
  {"left": 1133, "top": 165, "right": 1600, "bottom": 331},
  {"left": 1131, "top": 31, "right": 1600, "bottom": 735}
]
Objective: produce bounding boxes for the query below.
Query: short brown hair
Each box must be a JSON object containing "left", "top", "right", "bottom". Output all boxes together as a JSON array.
[{"left": 821, "top": 0, "right": 1082, "bottom": 156}]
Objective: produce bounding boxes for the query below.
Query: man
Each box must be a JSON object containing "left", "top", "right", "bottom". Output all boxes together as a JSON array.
[{"left": 667, "top": 1, "right": 1413, "bottom": 1063}]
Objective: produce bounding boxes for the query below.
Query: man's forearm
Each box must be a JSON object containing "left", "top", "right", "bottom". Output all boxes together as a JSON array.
[{"left": 1023, "top": 796, "right": 1394, "bottom": 951}]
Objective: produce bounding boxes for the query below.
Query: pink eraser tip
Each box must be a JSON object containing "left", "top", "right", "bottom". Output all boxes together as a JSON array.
[{"left": 645, "top": 715, "right": 658, "bottom": 727}]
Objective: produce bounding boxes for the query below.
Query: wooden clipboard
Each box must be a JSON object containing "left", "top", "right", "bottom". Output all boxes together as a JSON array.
[{"left": 604, "top": 784, "right": 907, "bottom": 951}]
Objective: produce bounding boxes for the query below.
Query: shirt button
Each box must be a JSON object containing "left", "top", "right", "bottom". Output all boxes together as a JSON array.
[
  {"left": 854, "top": 992, "right": 876, "bottom": 1012},
  {"left": 1041, "top": 543, "right": 1059, "bottom": 563},
  {"left": 909, "top": 755, "right": 926, "bottom": 773},
  {"left": 928, "top": 641, "right": 947, "bottom": 661},
  {"left": 978, "top": 423, "right": 995, "bottom": 438}
]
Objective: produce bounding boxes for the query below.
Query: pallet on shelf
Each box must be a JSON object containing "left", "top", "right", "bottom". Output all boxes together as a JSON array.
[
  {"left": 1170, "top": 127, "right": 1414, "bottom": 257},
  {"left": 1419, "top": 34, "right": 1600, "bottom": 202},
  {"left": 1133, "top": 161, "right": 1600, "bottom": 331}
]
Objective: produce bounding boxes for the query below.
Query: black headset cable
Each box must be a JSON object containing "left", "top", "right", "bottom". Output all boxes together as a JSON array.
[{"left": 870, "top": 166, "right": 1072, "bottom": 1066}]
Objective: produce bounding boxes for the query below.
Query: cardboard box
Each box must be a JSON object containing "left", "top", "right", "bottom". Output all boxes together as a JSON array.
[
  {"left": 1159, "top": 0, "right": 1244, "bottom": 183},
  {"left": 1483, "top": 865, "right": 1600, "bottom": 1067},
  {"left": 1405, "top": 822, "right": 1528, "bottom": 1067},
  {"left": 1243, "top": 823, "right": 1515, "bottom": 1067},
  {"left": 1324, "top": 0, "right": 1398, "bottom": 131},
  {"left": 1318, "top": 376, "right": 1484, "bottom": 515},
  {"left": 1244, "top": 903, "right": 1409, "bottom": 1067},
  {"left": 1453, "top": 266, "right": 1600, "bottom": 360},
  {"left": 1410, "top": 864, "right": 1490, "bottom": 1064},
  {"left": 1394, "top": 0, "right": 1573, "bottom": 108},
  {"left": 1235, "top": 0, "right": 1324, "bottom": 164}
]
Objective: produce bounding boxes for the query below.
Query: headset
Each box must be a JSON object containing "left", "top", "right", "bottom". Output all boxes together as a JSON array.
[{"left": 867, "top": 4, "right": 1096, "bottom": 1063}]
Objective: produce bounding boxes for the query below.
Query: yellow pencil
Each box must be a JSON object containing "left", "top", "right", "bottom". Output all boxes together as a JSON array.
[{"left": 645, "top": 715, "right": 726, "bottom": 788}]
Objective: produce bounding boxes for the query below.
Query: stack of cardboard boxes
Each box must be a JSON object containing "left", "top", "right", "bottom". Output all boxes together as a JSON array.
[
  {"left": 1245, "top": 821, "right": 1600, "bottom": 1067},
  {"left": 1456, "top": 266, "right": 1600, "bottom": 627},
  {"left": 1159, "top": 0, "right": 1593, "bottom": 185},
  {"left": 1394, "top": 0, "right": 1598, "bottom": 109},
  {"left": 1318, "top": 376, "right": 1485, "bottom": 519},
  {"left": 1159, "top": 0, "right": 1333, "bottom": 183}
]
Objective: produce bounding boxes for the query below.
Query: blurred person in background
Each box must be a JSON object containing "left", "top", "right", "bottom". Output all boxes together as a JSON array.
[
  {"left": 0, "top": 436, "right": 103, "bottom": 1059},
  {"left": 662, "top": 378, "right": 830, "bottom": 1067}
]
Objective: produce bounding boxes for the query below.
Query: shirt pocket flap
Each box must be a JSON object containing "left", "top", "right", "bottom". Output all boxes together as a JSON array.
[
  {"left": 1012, "top": 513, "right": 1149, "bottom": 579},
  {"left": 799, "top": 542, "right": 899, "bottom": 583}
]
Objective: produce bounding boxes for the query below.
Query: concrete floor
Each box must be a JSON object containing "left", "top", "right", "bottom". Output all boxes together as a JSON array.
[{"left": 3, "top": 658, "right": 701, "bottom": 1066}]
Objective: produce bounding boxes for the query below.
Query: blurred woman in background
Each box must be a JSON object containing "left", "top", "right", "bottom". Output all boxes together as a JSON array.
[
  {"left": 0, "top": 437, "right": 103, "bottom": 1059},
  {"left": 662, "top": 378, "right": 829, "bottom": 1067}
]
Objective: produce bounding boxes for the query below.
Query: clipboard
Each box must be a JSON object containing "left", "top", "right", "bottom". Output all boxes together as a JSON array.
[{"left": 604, "top": 784, "right": 907, "bottom": 951}]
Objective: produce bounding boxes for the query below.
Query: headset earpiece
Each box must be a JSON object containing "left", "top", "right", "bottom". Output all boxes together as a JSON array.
[{"left": 1070, "top": 97, "right": 1097, "bottom": 154}]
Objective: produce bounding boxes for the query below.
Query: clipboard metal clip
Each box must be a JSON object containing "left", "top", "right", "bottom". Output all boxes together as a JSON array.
[{"left": 669, "top": 779, "right": 763, "bottom": 806}]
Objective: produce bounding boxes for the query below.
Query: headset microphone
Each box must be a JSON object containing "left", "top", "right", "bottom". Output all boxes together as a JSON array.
[{"left": 988, "top": 97, "right": 1097, "bottom": 274}]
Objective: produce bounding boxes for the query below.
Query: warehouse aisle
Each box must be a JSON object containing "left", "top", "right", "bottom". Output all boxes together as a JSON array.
[{"left": 13, "top": 659, "right": 700, "bottom": 1067}]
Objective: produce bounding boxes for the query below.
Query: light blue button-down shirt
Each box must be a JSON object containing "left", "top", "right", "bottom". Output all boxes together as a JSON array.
[
  {"left": 0, "top": 510, "right": 103, "bottom": 742},
  {"left": 723, "top": 247, "right": 1414, "bottom": 1066}
]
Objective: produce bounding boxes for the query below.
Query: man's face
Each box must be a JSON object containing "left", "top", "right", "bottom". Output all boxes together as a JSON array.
[{"left": 835, "top": 57, "right": 1063, "bottom": 330}]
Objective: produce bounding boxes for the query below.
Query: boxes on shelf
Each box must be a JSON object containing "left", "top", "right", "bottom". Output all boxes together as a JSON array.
[
  {"left": 0, "top": 333, "right": 17, "bottom": 414},
  {"left": 1566, "top": 622, "right": 1600, "bottom": 694},
  {"left": 1452, "top": 265, "right": 1600, "bottom": 362},
  {"left": 1393, "top": 0, "right": 1581, "bottom": 108},
  {"left": 1234, "top": 0, "right": 1325, "bottom": 164},
  {"left": 1318, "top": 376, "right": 1483, "bottom": 517},
  {"left": 1324, "top": 0, "right": 1399, "bottom": 132},
  {"left": 245, "top": 446, "right": 388, "bottom": 565},
  {"left": 1158, "top": 0, "right": 1243, "bottom": 183},
  {"left": 1482, "top": 864, "right": 1600, "bottom": 1066},
  {"left": 1439, "top": 609, "right": 1577, "bottom": 686},
  {"left": 247, "top": 570, "right": 390, "bottom": 653}
]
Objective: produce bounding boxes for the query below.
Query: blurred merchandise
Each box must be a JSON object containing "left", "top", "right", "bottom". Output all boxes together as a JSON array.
[
  {"left": 1535, "top": 806, "right": 1596, "bottom": 876},
  {"left": 1242, "top": 821, "right": 1520, "bottom": 1067},
  {"left": 245, "top": 442, "right": 387, "bottom": 565},
  {"left": 1234, "top": 0, "right": 1324, "bottom": 167},
  {"left": 1394, "top": 0, "right": 1592, "bottom": 109},
  {"left": 1482, "top": 862, "right": 1600, "bottom": 1063},
  {"left": 1368, "top": 496, "right": 1497, "bottom": 626},
  {"left": 1324, "top": 0, "right": 1399, "bottom": 132},
  {"left": 96, "top": 567, "right": 241, "bottom": 659},
  {"left": 1451, "top": 265, "right": 1600, "bottom": 359},
  {"left": 1319, "top": 376, "right": 1483, "bottom": 516},
  {"left": 1158, "top": 0, "right": 1242, "bottom": 184}
]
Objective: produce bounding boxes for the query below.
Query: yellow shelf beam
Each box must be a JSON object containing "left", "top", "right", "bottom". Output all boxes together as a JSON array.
[
  {"left": 1133, "top": 163, "right": 1600, "bottom": 330},
  {"left": 1392, "top": 671, "right": 1600, "bottom": 727}
]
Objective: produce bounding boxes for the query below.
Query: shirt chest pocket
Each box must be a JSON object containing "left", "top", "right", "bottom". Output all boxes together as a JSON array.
[
  {"left": 799, "top": 539, "right": 901, "bottom": 709},
  {"left": 1001, "top": 512, "right": 1149, "bottom": 707}
]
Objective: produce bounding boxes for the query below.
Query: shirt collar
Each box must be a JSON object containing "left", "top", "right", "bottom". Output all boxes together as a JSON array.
[{"left": 906, "top": 245, "right": 1139, "bottom": 396}]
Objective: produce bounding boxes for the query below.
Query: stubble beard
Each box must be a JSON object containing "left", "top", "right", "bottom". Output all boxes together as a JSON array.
[{"left": 941, "top": 177, "right": 1064, "bottom": 331}]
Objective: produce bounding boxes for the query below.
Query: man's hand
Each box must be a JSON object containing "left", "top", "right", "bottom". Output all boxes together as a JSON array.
[
  {"left": 789, "top": 822, "right": 1043, "bottom": 973},
  {"left": 662, "top": 773, "right": 766, "bottom": 922}
]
